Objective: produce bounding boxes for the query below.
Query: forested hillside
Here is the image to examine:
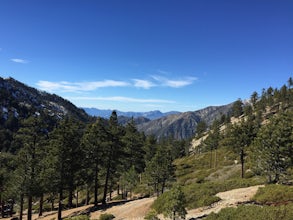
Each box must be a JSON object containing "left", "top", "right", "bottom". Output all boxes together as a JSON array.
[
  {"left": 0, "top": 77, "right": 292, "bottom": 220},
  {"left": 149, "top": 78, "right": 293, "bottom": 219},
  {"left": 0, "top": 77, "right": 90, "bottom": 153}
]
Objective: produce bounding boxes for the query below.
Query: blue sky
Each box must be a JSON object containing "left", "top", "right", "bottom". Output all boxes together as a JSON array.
[{"left": 0, "top": 0, "right": 292, "bottom": 112}]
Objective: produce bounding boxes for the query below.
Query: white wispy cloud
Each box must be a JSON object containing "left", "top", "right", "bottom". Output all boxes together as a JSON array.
[
  {"left": 11, "top": 58, "right": 29, "bottom": 64},
  {"left": 36, "top": 74, "right": 197, "bottom": 93},
  {"left": 152, "top": 75, "right": 198, "bottom": 88},
  {"left": 132, "top": 79, "right": 155, "bottom": 89},
  {"left": 37, "top": 80, "right": 130, "bottom": 92},
  {"left": 68, "top": 96, "right": 175, "bottom": 104}
]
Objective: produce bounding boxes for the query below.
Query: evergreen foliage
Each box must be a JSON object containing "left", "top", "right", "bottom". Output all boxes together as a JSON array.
[
  {"left": 162, "top": 185, "right": 187, "bottom": 220},
  {"left": 253, "top": 111, "right": 293, "bottom": 183}
]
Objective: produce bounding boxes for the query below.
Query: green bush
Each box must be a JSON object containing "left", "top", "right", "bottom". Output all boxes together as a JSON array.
[
  {"left": 205, "top": 203, "right": 293, "bottom": 220},
  {"left": 151, "top": 192, "right": 169, "bottom": 213},
  {"left": 64, "top": 215, "right": 90, "bottom": 220},
  {"left": 99, "top": 213, "right": 115, "bottom": 220},
  {"left": 144, "top": 209, "right": 159, "bottom": 220},
  {"left": 253, "top": 184, "right": 293, "bottom": 204}
]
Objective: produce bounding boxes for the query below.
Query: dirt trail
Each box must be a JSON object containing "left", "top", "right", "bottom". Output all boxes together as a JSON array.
[
  {"left": 186, "top": 185, "right": 264, "bottom": 219},
  {"left": 32, "top": 185, "right": 263, "bottom": 220},
  {"left": 90, "top": 197, "right": 156, "bottom": 220}
]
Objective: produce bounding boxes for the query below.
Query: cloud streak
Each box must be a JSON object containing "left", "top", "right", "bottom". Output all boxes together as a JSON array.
[
  {"left": 68, "top": 96, "right": 175, "bottom": 104},
  {"left": 36, "top": 75, "right": 197, "bottom": 92},
  {"left": 132, "top": 79, "right": 155, "bottom": 89},
  {"left": 37, "top": 80, "right": 130, "bottom": 92},
  {"left": 11, "top": 58, "right": 29, "bottom": 64},
  {"left": 152, "top": 76, "right": 198, "bottom": 88}
]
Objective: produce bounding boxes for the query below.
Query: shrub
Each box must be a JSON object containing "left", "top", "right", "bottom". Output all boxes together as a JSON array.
[
  {"left": 253, "top": 184, "right": 293, "bottom": 204},
  {"left": 64, "top": 215, "right": 90, "bottom": 220},
  {"left": 205, "top": 203, "right": 293, "bottom": 220},
  {"left": 99, "top": 213, "right": 115, "bottom": 220},
  {"left": 144, "top": 209, "right": 159, "bottom": 220}
]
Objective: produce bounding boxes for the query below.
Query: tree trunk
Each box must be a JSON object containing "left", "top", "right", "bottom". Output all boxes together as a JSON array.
[
  {"left": 274, "top": 173, "right": 280, "bottom": 183},
  {"left": 117, "top": 184, "right": 120, "bottom": 195},
  {"left": 109, "top": 185, "right": 112, "bottom": 201},
  {"left": 161, "top": 180, "right": 165, "bottom": 194},
  {"left": 76, "top": 190, "right": 79, "bottom": 208},
  {"left": 28, "top": 196, "right": 33, "bottom": 220},
  {"left": 102, "top": 161, "right": 111, "bottom": 205},
  {"left": 58, "top": 188, "right": 63, "bottom": 220},
  {"left": 19, "top": 194, "right": 24, "bottom": 220},
  {"left": 39, "top": 194, "right": 44, "bottom": 217},
  {"left": 94, "top": 163, "right": 99, "bottom": 207},
  {"left": 240, "top": 149, "right": 244, "bottom": 178},
  {"left": 156, "top": 183, "right": 160, "bottom": 197},
  {"left": 51, "top": 198, "right": 54, "bottom": 211},
  {"left": 86, "top": 188, "right": 90, "bottom": 205},
  {"left": 68, "top": 186, "right": 73, "bottom": 208},
  {"left": 214, "top": 148, "right": 217, "bottom": 168},
  {"left": 210, "top": 148, "right": 213, "bottom": 168},
  {"left": 0, "top": 192, "right": 2, "bottom": 217}
]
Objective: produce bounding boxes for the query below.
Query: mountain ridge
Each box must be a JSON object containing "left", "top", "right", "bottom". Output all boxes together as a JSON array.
[
  {"left": 83, "top": 107, "right": 180, "bottom": 120},
  {"left": 136, "top": 104, "right": 234, "bottom": 140},
  {"left": 1, "top": 76, "right": 234, "bottom": 142}
]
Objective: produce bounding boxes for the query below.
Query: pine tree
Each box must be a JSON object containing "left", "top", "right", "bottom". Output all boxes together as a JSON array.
[
  {"left": 143, "top": 135, "right": 158, "bottom": 163},
  {"left": 0, "top": 153, "right": 16, "bottom": 218},
  {"left": 144, "top": 146, "right": 174, "bottom": 196},
  {"left": 82, "top": 117, "right": 109, "bottom": 207},
  {"left": 122, "top": 118, "right": 145, "bottom": 173},
  {"left": 203, "top": 121, "right": 221, "bottom": 168},
  {"left": 102, "top": 111, "right": 124, "bottom": 205},
  {"left": 250, "top": 91, "right": 259, "bottom": 108},
  {"left": 227, "top": 118, "right": 257, "bottom": 178},
  {"left": 13, "top": 115, "right": 49, "bottom": 220},
  {"left": 231, "top": 99, "right": 243, "bottom": 117},
  {"left": 253, "top": 112, "right": 293, "bottom": 183},
  {"left": 49, "top": 117, "right": 84, "bottom": 220},
  {"left": 196, "top": 120, "right": 207, "bottom": 137},
  {"left": 163, "top": 185, "right": 187, "bottom": 220}
]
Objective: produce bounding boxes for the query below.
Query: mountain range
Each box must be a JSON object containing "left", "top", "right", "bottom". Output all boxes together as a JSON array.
[
  {"left": 84, "top": 105, "right": 234, "bottom": 140},
  {"left": 136, "top": 104, "right": 233, "bottom": 140},
  {"left": 0, "top": 77, "right": 234, "bottom": 141},
  {"left": 83, "top": 107, "right": 180, "bottom": 120}
]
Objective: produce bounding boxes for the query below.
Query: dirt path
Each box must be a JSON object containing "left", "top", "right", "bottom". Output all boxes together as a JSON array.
[
  {"left": 31, "top": 185, "right": 263, "bottom": 220},
  {"left": 90, "top": 197, "right": 156, "bottom": 220},
  {"left": 31, "top": 198, "right": 155, "bottom": 220},
  {"left": 186, "top": 185, "right": 264, "bottom": 219}
]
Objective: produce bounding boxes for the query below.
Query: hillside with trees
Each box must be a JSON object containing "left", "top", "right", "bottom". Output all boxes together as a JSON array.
[{"left": 0, "top": 77, "right": 292, "bottom": 220}]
